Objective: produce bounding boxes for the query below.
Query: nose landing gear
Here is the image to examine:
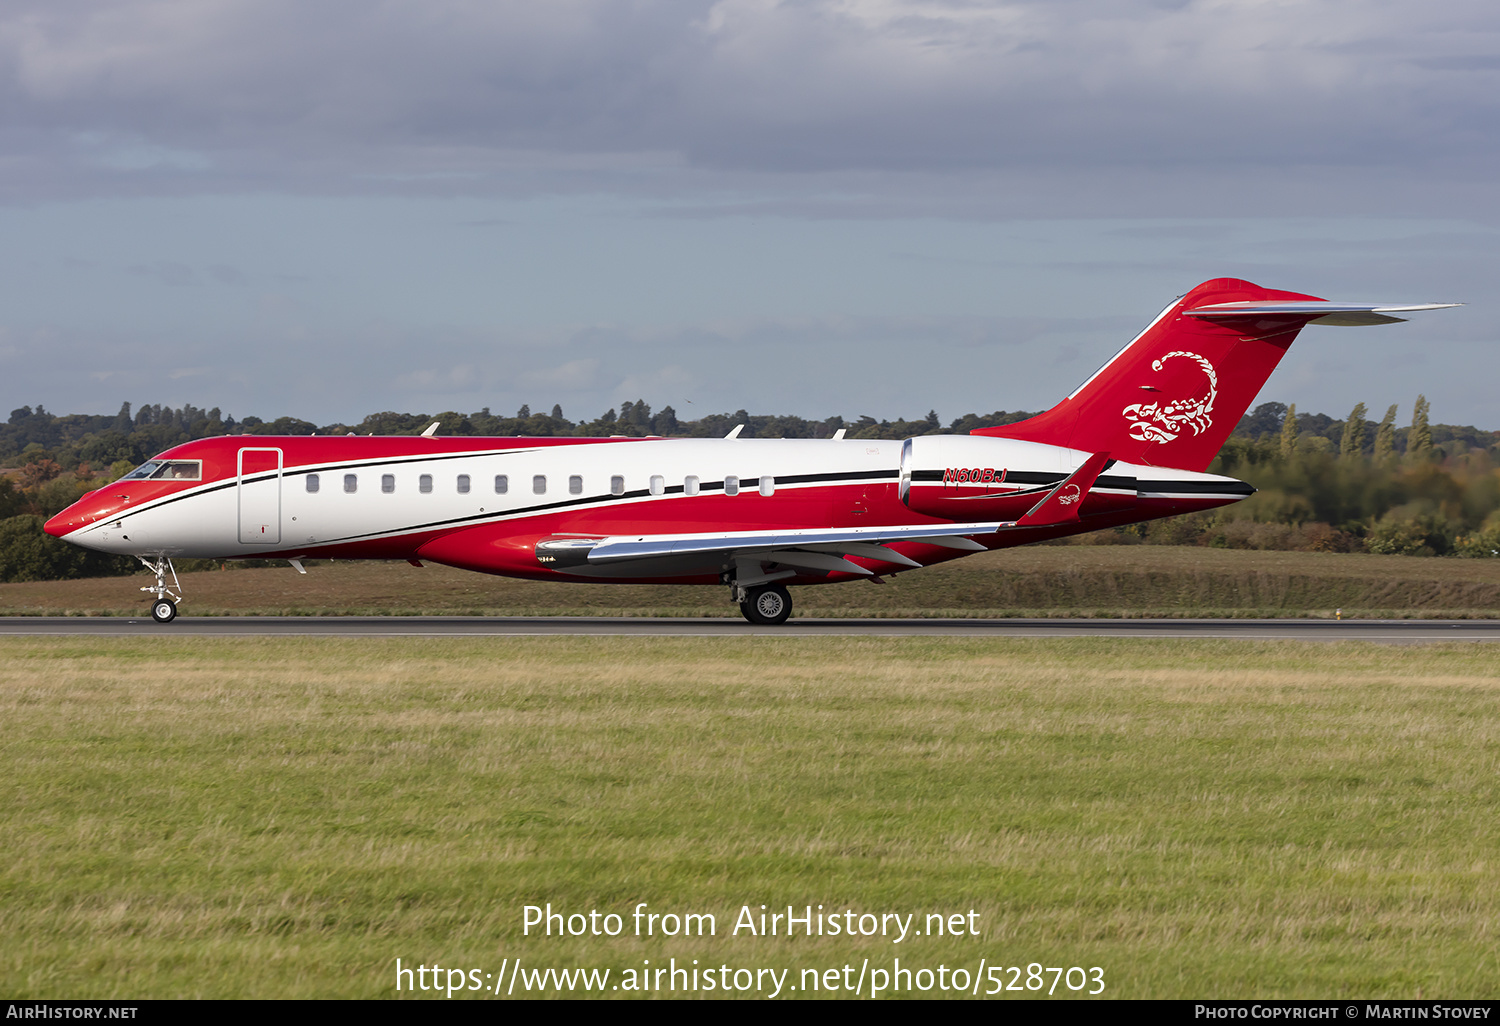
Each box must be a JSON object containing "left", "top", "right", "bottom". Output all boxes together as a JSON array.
[{"left": 139, "top": 556, "right": 183, "bottom": 623}]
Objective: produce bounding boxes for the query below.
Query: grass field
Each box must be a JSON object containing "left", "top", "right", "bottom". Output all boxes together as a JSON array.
[
  {"left": 4, "top": 545, "right": 1500, "bottom": 619},
  {"left": 2, "top": 636, "right": 1497, "bottom": 999}
]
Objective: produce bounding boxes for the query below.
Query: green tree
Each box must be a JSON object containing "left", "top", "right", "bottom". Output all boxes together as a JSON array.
[
  {"left": 1339, "top": 402, "right": 1367, "bottom": 459},
  {"left": 1374, "top": 404, "right": 1398, "bottom": 465},
  {"left": 1279, "top": 403, "right": 1298, "bottom": 459},
  {"left": 1455, "top": 512, "right": 1500, "bottom": 558},
  {"left": 0, "top": 476, "right": 23, "bottom": 519},
  {"left": 0, "top": 515, "right": 137, "bottom": 582},
  {"left": 1408, "top": 394, "right": 1432, "bottom": 462}
]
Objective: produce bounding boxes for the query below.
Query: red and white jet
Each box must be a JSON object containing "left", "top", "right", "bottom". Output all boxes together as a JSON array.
[{"left": 45, "top": 278, "right": 1456, "bottom": 624}]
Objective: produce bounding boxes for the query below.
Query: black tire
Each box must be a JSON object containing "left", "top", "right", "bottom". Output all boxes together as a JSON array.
[
  {"left": 740, "top": 584, "right": 792, "bottom": 625},
  {"left": 150, "top": 599, "right": 177, "bottom": 624}
]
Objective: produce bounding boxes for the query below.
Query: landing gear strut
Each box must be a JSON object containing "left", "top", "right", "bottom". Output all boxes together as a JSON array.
[
  {"left": 139, "top": 556, "right": 182, "bottom": 623},
  {"left": 738, "top": 583, "right": 793, "bottom": 626}
]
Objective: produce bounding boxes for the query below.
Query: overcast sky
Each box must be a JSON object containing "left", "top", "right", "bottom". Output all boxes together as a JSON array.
[{"left": 1, "top": 0, "right": 1495, "bottom": 428}]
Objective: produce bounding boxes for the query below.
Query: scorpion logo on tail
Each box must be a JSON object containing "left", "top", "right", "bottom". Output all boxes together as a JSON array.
[{"left": 1121, "top": 351, "right": 1218, "bottom": 444}]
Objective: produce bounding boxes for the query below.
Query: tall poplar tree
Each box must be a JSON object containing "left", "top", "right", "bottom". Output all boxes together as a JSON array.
[
  {"left": 1340, "top": 402, "right": 1367, "bottom": 459},
  {"left": 1408, "top": 394, "right": 1432, "bottom": 461},
  {"left": 1374, "top": 404, "right": 1398, "bottom": 465},
  {"left": 1279, "top": 403, "right": 1298, "bottom": 458}
]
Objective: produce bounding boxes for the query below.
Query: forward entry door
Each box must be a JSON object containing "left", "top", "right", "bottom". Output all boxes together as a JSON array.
[{"left": 237, "top": 447, "right": 283, "bottom": 544}]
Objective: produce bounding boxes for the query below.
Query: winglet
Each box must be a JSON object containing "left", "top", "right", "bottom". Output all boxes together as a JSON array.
[{"left": 1001, "top": 451, "right": 1112, "bottom": 528}]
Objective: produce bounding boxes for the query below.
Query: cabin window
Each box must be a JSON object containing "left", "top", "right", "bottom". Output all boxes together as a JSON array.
[
  {"left": 724, "top": 475, "right": 739, "bottom": 496},
  {"left": 344, "top": 474, "right": 358, "bottom": 494},
  {"left": 610, "top": 475, "right": 624, "bottom": 495},
  {"left": 759, "top": 475, "right": 775, "bottom": 497},
  {"left": 457, "top": 474, "right": 471, "bottom": 494},
  {"left": 569, "top": 475, "right": 583, "bottom": 495},
  {"left": 533, "top": 475, "right": 547, "bottom": 495},
  {"left": 381, "top": 474, "right": 395, "bottom": 494},
  {"left": 649, "top": 475, "right": 664, "bottom": 496},
  {"left": 306, "top": 474, "right": 320, "bottom": 493},
  {"left": 419, "top": 474, "right": 433, "bottom": 494},
  {"left": 684, "top": 475, "right": 700, "bottom": 496},
  {"left": 494, "top": 475, "right": 508, "bottom": 494}
]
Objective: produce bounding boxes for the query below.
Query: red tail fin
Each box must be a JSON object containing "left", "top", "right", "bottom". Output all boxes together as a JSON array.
[{"left": 976, "top": 278, "right": 1325, "bottom": 472}]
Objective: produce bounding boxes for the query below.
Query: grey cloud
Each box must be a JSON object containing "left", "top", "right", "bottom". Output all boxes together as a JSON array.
[
  {"left": 207, "top": 263, "right": 245, "bottom": 285},
  {"left": 1106, "top": 224, "right": 1235, "bottom": 242},
  {"left": 5, "top": 290, "right": 1484, "bottom": 427},
  {"left": 126, "top": 261, "right": 199, "bottom": 287},
  {"left": 0, "top": 308, "right": 1143, "bottom": 424},
  {"left": 1411, "top": 55, "right": 1500, "bottom": 71},
  {"left": 0, "top": 1, "right": 1496, "bottom": 213}
]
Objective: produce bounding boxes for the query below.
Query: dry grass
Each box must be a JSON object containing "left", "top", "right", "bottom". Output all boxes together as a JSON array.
[
  {"left": 1, "top": 637, "right": 1497, "bottom": 998},
  {"left": 4, "top": 546, "right": 1500, "bottom": 619}
]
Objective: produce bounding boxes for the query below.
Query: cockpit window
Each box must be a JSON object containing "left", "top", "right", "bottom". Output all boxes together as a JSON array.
[
  {"left": 119, "top": 461, "right": 162, "bottom": 481},
  {"left": 119, "top": 460, "right": 202, "bottom": 482}
]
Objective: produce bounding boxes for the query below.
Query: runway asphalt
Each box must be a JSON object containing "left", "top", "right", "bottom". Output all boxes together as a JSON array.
[{"left": 2, "top": 616, "right": 1499, "bottom": 641}]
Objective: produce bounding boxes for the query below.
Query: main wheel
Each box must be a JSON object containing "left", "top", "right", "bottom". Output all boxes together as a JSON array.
[
  {"left": 150, "top": 599, "right": 177, "bottom": 623},
  {"left": 740, "top": 584, "right": 792, "bottom": 625}
]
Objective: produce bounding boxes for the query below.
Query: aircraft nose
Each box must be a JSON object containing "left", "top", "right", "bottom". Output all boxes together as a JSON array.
[
  {"left": 43, "top": 510, "right": 75, "bottom": 538},
  {"left": 44, "top": 488, "right": 132, "bottom": 539}
]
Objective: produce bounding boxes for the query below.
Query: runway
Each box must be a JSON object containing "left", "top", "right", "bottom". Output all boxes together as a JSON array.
[{"left": 3, "top": 616, "right": 1499, "bottom": 641}]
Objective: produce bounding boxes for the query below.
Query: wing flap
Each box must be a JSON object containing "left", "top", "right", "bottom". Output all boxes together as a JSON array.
[
  {"left": 581, "top": 521, "right": 999, "bottom": 565},
  {"left": 749, "top": 550, "right": 873, "bottom": 576},
  {"left": 805, "top": 541, "right": 923, "bottom": 568}
]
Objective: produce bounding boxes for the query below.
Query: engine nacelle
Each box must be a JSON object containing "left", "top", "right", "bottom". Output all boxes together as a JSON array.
[{"left": 899, "top": 435, "right": 1136, "bottom": 520}]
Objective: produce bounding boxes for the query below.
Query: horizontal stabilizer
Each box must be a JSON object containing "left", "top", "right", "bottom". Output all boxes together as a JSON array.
[{"left": 1185, "top": 301, "right": 1461, "bottom": 326}]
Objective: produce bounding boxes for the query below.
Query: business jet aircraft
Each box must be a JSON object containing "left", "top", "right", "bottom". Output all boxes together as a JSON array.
[{"left": 44, "top": 278, "right": 1456, "bottom": 625}]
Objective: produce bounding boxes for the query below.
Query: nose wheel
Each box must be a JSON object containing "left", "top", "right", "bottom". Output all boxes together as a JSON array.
[{"left": 139, "top": 556, "right": 183, "bottom": 623}]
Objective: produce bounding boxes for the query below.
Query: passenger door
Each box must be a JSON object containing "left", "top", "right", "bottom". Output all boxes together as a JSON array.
[{"left": 237, "top": 447, "right": 283, "bottom": 544}]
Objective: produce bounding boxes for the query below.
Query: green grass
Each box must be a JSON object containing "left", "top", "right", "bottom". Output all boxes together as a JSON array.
[
  {"left": 1, "top": 637, "right": 1497, "bottom": 998},
  {"left": 4, "top": 545, "right": 1500, "bottom": 618}
]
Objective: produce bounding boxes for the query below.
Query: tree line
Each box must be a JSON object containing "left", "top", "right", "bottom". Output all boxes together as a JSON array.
[{"left": 2, "top": 396, "right": 1498, "bottom": 582}]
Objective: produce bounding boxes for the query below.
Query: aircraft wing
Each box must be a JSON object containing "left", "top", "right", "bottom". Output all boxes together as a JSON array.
[
  {"left": 536, "top": 521, "right": 1000, "bottom": 578},
  {"left": 540, "top": 451, "right": 1125, "bottom": 577}
]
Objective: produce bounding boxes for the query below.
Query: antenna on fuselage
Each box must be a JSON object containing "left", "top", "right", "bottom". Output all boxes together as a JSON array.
[
  {"left": 725, "top": 424, "right": 744, "bottom": 439},
  {"left": 421, "top": 422, "right": 440, "bottom": 437}
]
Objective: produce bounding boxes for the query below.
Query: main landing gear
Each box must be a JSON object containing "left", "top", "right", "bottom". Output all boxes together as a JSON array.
[
  {"left": 738, "top": 583, "right": 793, "bottom": 626},
  {"left": 139, "top": 556, "right": 183, "bottom": 623}
]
